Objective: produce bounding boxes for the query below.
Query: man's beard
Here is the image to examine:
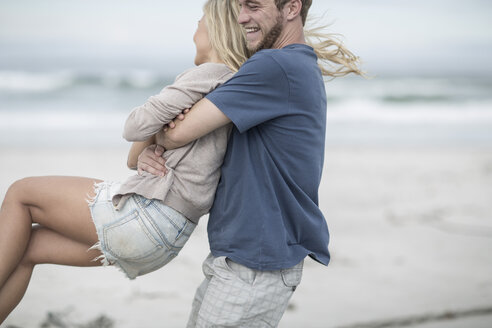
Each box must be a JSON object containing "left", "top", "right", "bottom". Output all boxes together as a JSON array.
[{"left": 251, "top": 12, "right": 284, "bottom": 53}]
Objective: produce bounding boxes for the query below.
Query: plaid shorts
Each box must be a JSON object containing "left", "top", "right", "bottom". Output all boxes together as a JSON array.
[{"left": 187, "top": 254, "right": 303, "bottom": 327}]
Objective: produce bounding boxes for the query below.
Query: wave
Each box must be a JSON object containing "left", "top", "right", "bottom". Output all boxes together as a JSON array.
[
  {"left": 0, "top": 110, "right": 127, "bottom": 130},
  {"left": 327, "top": 100, "right": 492, "bottom": 124},
  {"left": 1, "top": 70, "right": 491, "bottom": 106},
  {"left": 325, "top": 76, "right": 492, "bottom": 104},
  {"left": 1, "top": 105, "right": 491, "bottom": 148},
  {"left": 1, "top": 102, "right": 492, "bottom": 133},
  {"left": 0, "top": 70, "right": 173, "bottom": 93},
  {"left": 381, "top": 95, "right": 457, "bottom": 103}
]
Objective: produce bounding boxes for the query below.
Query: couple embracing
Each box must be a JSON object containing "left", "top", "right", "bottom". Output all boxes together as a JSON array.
[{"left": 0, "top": 0, "right": 361, "bottom": 326}]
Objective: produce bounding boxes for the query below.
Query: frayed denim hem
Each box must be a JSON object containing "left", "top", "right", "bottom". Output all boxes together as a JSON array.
[{"left": 86, "top": 181, "right": 137, "bottom": 280}]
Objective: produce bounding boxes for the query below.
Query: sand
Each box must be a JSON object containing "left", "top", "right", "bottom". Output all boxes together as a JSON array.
[{"left": 1, "top": 145, "right": 492, "bottom": 328}]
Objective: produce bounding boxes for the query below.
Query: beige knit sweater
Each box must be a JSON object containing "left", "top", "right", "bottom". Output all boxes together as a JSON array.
[{"left": 113, "top": 63, "right": 233, "bottom": 223}]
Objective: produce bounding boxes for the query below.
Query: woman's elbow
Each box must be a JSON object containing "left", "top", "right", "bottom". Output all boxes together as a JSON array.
[
  {"left": 122, "top": 119, "right": 150, "bottom": 142},
  {"left": 122, "top": 128, "right": 142, "bottom": 142}
]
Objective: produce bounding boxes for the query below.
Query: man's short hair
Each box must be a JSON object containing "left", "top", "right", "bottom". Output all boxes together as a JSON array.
[{"left": 274, "top": 0, "right": 312, "bottom": 26}]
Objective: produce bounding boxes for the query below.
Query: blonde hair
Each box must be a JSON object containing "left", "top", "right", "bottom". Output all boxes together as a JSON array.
[
  {"left": 203, "top": 0, "right": 250, "bottom": 72},
  {"left": 305, "top": 23, "right": 364, "bottom": 78}
]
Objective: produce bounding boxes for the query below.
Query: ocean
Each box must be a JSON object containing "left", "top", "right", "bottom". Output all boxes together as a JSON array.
[{"left": 1, "top": 61, "right": 491, "bottom": 148}]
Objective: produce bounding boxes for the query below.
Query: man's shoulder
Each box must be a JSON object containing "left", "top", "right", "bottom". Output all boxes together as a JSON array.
[
  {"left": 246, "top": 44, "right": 316, "bottom": 73},
  {"left": 239, "top": 50, "right": 287, "bottom": 80},
  {"left": 247, "top": 48, "right": 284, "bottom": 66}
]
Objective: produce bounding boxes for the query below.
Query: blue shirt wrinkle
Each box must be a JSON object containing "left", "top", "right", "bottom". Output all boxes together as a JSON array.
[{"left": 206, "top": 44, "right": 330, "bottom": 270}]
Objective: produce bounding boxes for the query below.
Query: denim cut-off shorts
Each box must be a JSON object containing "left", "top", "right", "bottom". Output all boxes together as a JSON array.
[{"left": 87, "top": 181, "right": 196, "bottom": 279}]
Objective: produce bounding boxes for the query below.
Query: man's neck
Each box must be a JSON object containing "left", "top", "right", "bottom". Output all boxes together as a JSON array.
[{"left": 272, "top": 21, "right": 306, "bottom": 49}]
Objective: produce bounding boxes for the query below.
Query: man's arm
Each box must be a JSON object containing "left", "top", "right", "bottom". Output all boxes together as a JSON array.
[
  {"left": 135, "top": 98, "right": 229, "bottom": 177},
  {"left": 157, "top": 97, "right": 231, "bottom": 150}
]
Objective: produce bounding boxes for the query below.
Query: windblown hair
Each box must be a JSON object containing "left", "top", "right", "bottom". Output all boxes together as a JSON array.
[
  {"left": 203, "top": 0, "right": 251, "bottom": 72},
  {"left": 276, "top": 0, "right": 363, "bottom": 77},
  {"left": 304, "top": 22, "right": 363, "bottom": 78}
]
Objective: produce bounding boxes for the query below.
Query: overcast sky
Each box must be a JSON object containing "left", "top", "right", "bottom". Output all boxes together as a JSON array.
[{"left": 1, "top": 0, "right": 491, "bottom": 75}]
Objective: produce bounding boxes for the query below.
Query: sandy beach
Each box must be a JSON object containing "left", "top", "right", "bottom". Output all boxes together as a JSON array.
[
  {"left": 1, "top": 1, "right": 491, "bottom": 326},
  {"left": 1, "top": 145, "right": 492, "bottom": 328}
]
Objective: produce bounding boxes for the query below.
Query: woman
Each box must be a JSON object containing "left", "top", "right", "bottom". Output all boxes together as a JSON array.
[{"left": 0, "top": 0, "right": 249, "bottom": 322}]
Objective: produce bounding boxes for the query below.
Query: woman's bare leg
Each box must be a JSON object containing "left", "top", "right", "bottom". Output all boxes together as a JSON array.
[
  {"left": 0, "top": 226, "right": 103, "bottom": 322},
  {"left": 0, "top": 176, "right": 105, "bottom": 322}
]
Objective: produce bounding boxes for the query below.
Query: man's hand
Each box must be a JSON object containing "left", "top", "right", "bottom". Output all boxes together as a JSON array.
[{"left": 137, "top": 144, "right": 167, "bottom": 177}]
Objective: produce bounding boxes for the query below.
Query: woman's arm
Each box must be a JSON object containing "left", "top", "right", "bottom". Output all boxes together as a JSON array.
[
  {"left": 135, "top": 98, "right": 230, "bottom": 177},
  {"left": 127, "top": 136, "right": 155, "bottom": 170},
  {"left": 123, "top": 65, "right": 231, "bottom": 142},
  {"left": 128, "top": 134, "right": 168, "bottom": 176}
]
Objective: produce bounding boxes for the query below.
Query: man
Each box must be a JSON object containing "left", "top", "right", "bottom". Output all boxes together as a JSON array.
[{"left": 139, "top": 0, "right": 330, "bottom": 326}]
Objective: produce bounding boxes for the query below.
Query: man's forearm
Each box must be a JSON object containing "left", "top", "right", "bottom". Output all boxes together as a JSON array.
[
  {"left": 158, "top": 98, "right": 231, "bottom": 150},
  {"left": 153, "top": 129, "right": 177, "bottom": 151}
]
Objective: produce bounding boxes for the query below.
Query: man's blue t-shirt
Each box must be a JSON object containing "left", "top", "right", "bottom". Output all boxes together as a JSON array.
[{"left": 206, "top": 44, "right": 330, "bottom": 270}]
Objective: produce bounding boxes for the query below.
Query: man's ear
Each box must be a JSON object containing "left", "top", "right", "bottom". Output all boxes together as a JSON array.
[{"left": 284, "top": 0, "right": 302, "bottom": 21}]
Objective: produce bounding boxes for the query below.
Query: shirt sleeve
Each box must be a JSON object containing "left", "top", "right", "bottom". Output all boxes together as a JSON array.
[
  {"left": 123, "top": 64, "right": 232, "bottom": 141},
  {"left": 206, "top": 52, "right": 290, "bottom": 133}
]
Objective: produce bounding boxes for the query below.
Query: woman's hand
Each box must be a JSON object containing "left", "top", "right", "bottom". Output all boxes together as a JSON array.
[
  {"left": 137, "top": 144, "right": 168, "bottom": 177},
  {"left": 127, "top": 137, "right": 155, "bottom": 170},
  {"left": 164, "top": 108, "right": 190, "bottom": 131}
]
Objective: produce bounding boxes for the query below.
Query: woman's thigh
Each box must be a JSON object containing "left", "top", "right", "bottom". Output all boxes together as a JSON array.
[
  {"left": 9, "top": 176, "right": 102, "bottom": 246},
  {"left": 25, "top": 225, "right": 102, "bottom": 267}
]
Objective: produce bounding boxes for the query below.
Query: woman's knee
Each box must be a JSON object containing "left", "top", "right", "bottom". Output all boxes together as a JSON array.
[
  {"left": 1, "top": 179, "right": 38, "bottom": 224},
  {"left": 4, "top": 177, "right": 35, "bottom": 204}
]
